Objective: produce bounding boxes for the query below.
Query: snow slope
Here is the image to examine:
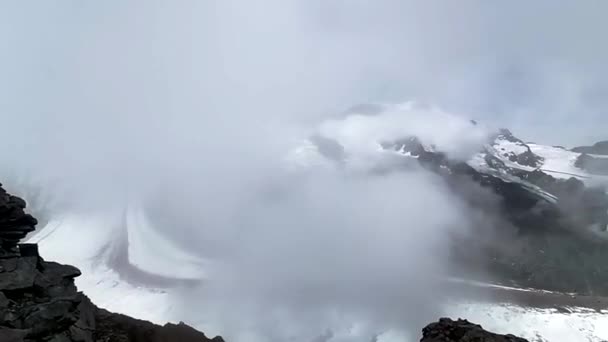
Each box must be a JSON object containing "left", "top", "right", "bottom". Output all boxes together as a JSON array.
[
  {"left": 27, "top": 207, "right": 207, "bottom": 325},
  {"left": 529, "top": 144, "right": 590, "bottom": 179},
  {"left": 446, "top": 303, "right": 608, "bottom": 342},
  {"left": 126, "top": 204, "right": 208, "bottom": 280}
]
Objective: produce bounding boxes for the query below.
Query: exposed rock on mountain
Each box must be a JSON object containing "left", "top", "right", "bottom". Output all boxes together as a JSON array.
[
  {"left": 383, "top": 130, "right": 608, "bottom": 295},
  {"left": 572, "top": 140, "right": 608, "bottom": 155},
  {"left": 575, "top": 152, "right": 608, "bottom": 175},
  {"left": 0, "top": 185, "right": 37, "bottom": 258},
  {"left": 0, "top": 183, "right": 223, "bottom": 342},
  {"left": 421, "top": 318, "right": 528, "bottom": 342},
  {"left": 94, "top": 309, "right": 225, "bottom": 342},
  {"left": 491, "top": 129, "right": 543, "bottom": 169},
  {"left": 300, "top": 110, "right": 608, "bottom": 295}
]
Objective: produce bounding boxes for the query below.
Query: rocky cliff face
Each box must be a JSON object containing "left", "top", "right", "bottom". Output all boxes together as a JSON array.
[
  {"left": 0, "top": 182, "right": 224, "bottom": 342},
  {"left": 572, "top": 141, "right": 608, "bottom": 155},
  {"left": 299, "top": 111, "right": 608, "bottom": 295},
  {"left": 421, "top": 318, "right": 529, "bottom": 342}
]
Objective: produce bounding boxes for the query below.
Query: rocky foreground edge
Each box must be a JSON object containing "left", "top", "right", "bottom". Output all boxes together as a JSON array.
[{"left": 0, "top": 183, "right": 528, "bottom": 342}]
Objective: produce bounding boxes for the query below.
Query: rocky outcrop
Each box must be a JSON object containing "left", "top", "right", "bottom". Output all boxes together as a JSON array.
[
  {"left": 0, "top": 184, "right": 37, "bottom": 258},
  {"left": 572, "top": 140, "right": 608, "bottom": 155},
  {"left": 380, "top": 131, "right": 608, "bottom": 295},
  {"left": 493, "top": 129, "right": 543, "bottom": 168},
  {"left": 94, "top": 308, "right": 225, "bottom": 342},
  {"left": 421, "top": 318, "right": 528, "bottom": 342},
  {"left": 0, "top": 183, "right": 223, "bottom": 342},
  {"left": 575, "top": 153, "right": 608, "bottom": 175}
]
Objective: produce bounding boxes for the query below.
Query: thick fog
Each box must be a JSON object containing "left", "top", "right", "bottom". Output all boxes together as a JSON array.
[{"left": 1, "top": 1, "right": 607, "bottom": 341}]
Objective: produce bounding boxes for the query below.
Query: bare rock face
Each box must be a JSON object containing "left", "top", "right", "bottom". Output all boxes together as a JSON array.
[
  {"left": 421, "top": 318, "right": 529, "bottom": 342},
  {"left": 94, "top": 309, "right": 225, "bottom": 342},
  {"left": 0, "top": 183, "right": 223, "bottom": 342},
  {"left": 0, "top": 184, "right": 37, "bottom": 257},
  {"left": 572, "top": 140, "right": 608, "bottom": 155}
]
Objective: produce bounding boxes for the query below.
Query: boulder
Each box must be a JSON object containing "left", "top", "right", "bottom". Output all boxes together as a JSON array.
[{"left": 421, "top": 318, "right": 528, "bottom": 342}]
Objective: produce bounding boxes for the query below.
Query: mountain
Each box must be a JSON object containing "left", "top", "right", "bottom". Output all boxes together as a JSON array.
[
  {"left": 421, "top": 318, "right": 528, "bottom": 342},
  {"left": 571, "top": 141, "right": 608, "bottom": 175},
  {"left": 572, "top": 141, "right": 608, "bottom": 155},
  {"left": 292, "top": 104, "right": 608, "bottom": 296}
]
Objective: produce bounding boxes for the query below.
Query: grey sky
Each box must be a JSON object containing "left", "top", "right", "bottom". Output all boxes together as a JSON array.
[{"left": 2, "top": 1, "right": 607, "bottom": 148}]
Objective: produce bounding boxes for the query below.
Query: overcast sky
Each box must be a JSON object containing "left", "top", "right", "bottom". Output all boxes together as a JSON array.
[
  {"left": 3, "top": 1, "right": 608, "bottom": 146},
  {"left": 1, "top": 1, "right": 608, "bottom": 147}
]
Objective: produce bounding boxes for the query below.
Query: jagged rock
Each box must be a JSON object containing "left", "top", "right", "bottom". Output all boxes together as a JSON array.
[
  {"left": 493, "top": 129, "right": 543, "bottom": 168},
  {"left": 0, "top": 257, "right": 37, "bottom": 290},
  {"left": 572, "top": 140, "right": 608, "bottom": 155},
  {"left": 380, "top": 129, "right": 608, "bottom": 295},
  {"left": 94, "top": 309, "right": 224, "bottom": 342},
  {"left": 421, "top": 318, "right": 528, "bottom": 342},
  {"left": 575, "top": 153, "right": 608, "bottom": 175},
  {"left": 0, "top": 184, "right": 37, "bottom": 251},
  {"left": 0, "top": 327, "right": 29, "bottom": 342},
  {"left": 0, "top": 291, "right": 9, "bottom": 307}
]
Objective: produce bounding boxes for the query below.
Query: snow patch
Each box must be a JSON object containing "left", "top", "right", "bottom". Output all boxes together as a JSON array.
[
  {"left": 529, "top": 144, "right": 588, "bottom": 180},
  {"left": 126, "top": 204, "right": 208, "bottom": 280},
  {"left": 445, "top": 303, "right": 608, "bottom": 342},
  {"left": 27, "top": 213, "right": 173, "bottom": 323}
]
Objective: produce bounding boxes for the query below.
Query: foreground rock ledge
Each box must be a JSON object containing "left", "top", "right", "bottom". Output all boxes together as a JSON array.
[{"left": 421, "top": 318, "right": 529, "bottom": 342}]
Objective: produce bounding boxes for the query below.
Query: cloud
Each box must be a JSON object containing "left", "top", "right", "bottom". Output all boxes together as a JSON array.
[
  {"left": 0, "top": 1, "right": 606, "bottom": 341},
  {"left": 172, "top": 166, "right": 475, "bottom": 342}
]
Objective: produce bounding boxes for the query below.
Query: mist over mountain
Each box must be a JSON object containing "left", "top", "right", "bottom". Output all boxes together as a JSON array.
[{"left": 2, "top": 1, "right": 608, "bottom": 341}]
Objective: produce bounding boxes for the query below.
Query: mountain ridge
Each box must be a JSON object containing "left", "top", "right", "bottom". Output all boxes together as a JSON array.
[{"left": 296, "top": 107, "right": 608, "bottom": 296}]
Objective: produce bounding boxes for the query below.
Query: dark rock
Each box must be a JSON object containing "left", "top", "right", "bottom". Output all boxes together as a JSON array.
[
  {"left": 0, "top": 185, "right": 37, "bottom": 251},
  {"left": 421, "top": 318, "right": 528, "bottom": 342},
  {"left": 0, "top": 291, "right": 9, "bottom": 307},
  {"left": 0, "top": 327, "right": 29, "bottom": 342},
  {"left": 382, "top": 130, "right": 608, "bottom": 295},
  {"left": 493, "top": 129, "right": 543, "bottom": 168},
  {"left": 575, "top": 153, "right": 608, "bottom": 175},
  {"left": 19, "top": 244, "right": 38, "bottom": 258},
  {"left": 0, "top": 257, "right": 37, "bottom": 290},
  {"left": 94, "top": 308, "right": 224, "bottom": 342},
  {"left": 572, "top": 140, "right": 608, "bottom": 155},
  {"left": 381, "top": 136, "right": 430, "bottom": 157},
  {"left": 20, "top": 298, "right": 80, "bottom": 336}
]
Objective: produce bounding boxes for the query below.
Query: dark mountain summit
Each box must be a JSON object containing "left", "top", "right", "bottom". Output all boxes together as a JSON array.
[
  {"left": 572, "top": 140, "right": 608, "bottom": 155},
  {"left": 421, "top": 318, "right": 528, "bottom": 342},
  {"left": 375, "top": 129, "right": 608, "bottom": 295}
]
